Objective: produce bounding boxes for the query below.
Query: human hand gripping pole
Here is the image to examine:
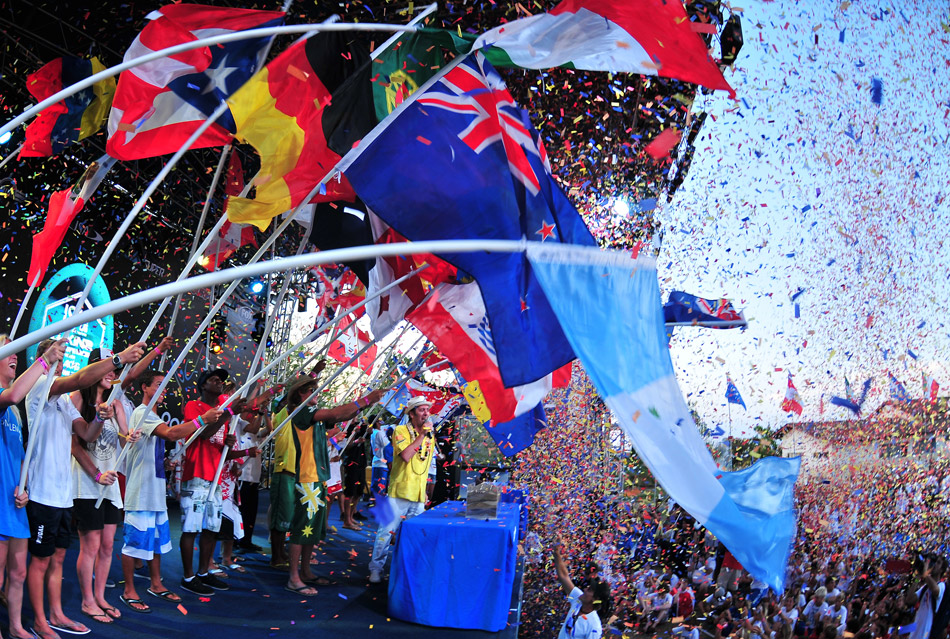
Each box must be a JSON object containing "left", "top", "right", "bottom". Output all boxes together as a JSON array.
[{"left": 209, "top": 332, "right": 384, "bottom": 502}]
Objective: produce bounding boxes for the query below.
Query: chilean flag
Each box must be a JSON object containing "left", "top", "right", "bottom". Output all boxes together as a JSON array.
[
  {"left": 781, "top": 374, "right": 803, "bottom": 416},
  {"left": 407, "top": 282, "right": 570, "bottom": 444},
  {"left": 473, "top": 0, "right": 734, "bottom": 96},
  {"left": 107, "top": 4, "right": 284, "bottom": 160}
]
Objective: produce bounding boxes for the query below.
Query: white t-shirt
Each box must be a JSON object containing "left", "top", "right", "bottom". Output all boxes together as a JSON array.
[
  {"left": 72, "top": 411, "right": 123, "bottom": 508},
  {"left": 237, "top": 417, "right": 264, "bottom": 483},
  {"left": 909, "top": 583, "right": 945, "bottom": 639},
  {"left": 558, "top": 587, "right": 603, "bottom": 639},
  {"left": 123, "top": 406, "right": 168, "bottom": 512},
  {"left": 26, "top": 376, "right": 82, "bottom": 508}
]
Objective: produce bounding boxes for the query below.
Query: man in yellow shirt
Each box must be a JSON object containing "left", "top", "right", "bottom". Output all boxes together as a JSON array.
[
  {"left": 268, "top": 404, "right": 295, "bottom": 569},
  {"left": 368, "top": 396, "right": 435, "bottom": 584}
]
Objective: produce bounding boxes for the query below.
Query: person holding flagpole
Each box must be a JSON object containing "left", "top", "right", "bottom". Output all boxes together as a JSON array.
[
  {"left": 284, "top": 377, "right": 382, "bottom": 596},
  {"left": 25, "top": 339, "right": 144, "bottom": 639},
  {"left": 0, "top": 335, "right": 65, "bottom": 639}
]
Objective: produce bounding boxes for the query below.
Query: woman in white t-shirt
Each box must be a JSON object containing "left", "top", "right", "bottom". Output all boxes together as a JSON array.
[{"left": 70, "top": 362, "right": 133, "bottom": 623}]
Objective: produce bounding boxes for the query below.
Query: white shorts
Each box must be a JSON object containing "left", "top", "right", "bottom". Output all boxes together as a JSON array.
[
  {"left": 122, "top": 510, "right": 172, "bottom": 560},
  {"left": 180, "top": 478, "right": 223, "bottom": 533}
]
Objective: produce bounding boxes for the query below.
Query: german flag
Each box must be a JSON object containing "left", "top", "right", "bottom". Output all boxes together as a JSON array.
[
  {"left": 225, "top": 34, "right": 371, "bottom": 231},
  {"left": 20, "top": 57, "right": 115, "bottom": 158},
  {"left": 226, "top": 30, "right": 466, "bottom": 231}
]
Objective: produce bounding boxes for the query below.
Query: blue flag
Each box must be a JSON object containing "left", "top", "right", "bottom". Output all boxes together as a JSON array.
[
  {"left": 831, "top": 377, "right": 871, "bottom": 416},
  {"left": 484, "top": 403, "right": 547, "bottom": 457},
  {"left": 725, "top": 377, "right": 746, "bottom": 410},
  {"left": 526, "top": 243, "right": 798, "bottom": 593},
  {"left": 344, "top": 52, "right": 596, "bottom": 388},
  {"left": 664, "top": 291, "right": 745, "bottom": 326},
  {"left": 889, "top": 372, "right": 911, "bottom": 401}
]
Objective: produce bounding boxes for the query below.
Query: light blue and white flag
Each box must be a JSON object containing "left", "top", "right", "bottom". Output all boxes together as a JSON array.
[{"left": 526, "top": 243, "right": 799, "bottom": 593}]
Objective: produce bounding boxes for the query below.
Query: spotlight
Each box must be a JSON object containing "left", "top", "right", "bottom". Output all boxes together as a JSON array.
[
  {"left": 249, "top": 280, "right": 265, "bottom": 295},
  {"left": 0, "top": 131, "right": 12, "bottom": 145}
]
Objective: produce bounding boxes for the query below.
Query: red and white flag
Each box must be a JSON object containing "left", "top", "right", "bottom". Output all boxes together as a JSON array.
[
  {"left": 404, "top": 378, "right": 464, "bottom": 424},
  {"left": 365, "top": 210, "right": 458, "bottom": 338},
  {"left": 106, "top": 4, "right": 283, "bottom": 160},
  {"left": 923, "top": 374, "right": 940, "bottom": 401},
  {"left": 407, "top": 282, "right": 570, "bottom": 425},
  {"left": 781, "top": 374, "right": 803, "bottom": 416},
  {"left": 473, "top": 0, "right": 734, "bottom": 96},
  {"left": 327, "top": 314, "right": 377, "bottom": 375}
]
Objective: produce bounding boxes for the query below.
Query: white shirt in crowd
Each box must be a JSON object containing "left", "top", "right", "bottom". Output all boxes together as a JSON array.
[
  {"left": 26, "top": 375, "right": 82, "bottom": 508},
  {"left": 558, "top": 587, "right": 602, "bottom": 639}
]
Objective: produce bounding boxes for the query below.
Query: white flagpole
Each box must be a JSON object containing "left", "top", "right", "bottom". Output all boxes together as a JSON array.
[
  {"left": 205, "top": 330, "right": 383, "bottom": 503},
  {"left": 0, "top": 240, "right": 530, "bottom": 361},
  {"left": 9, "top": 274, "right": 40, "bottom": 339},
  {"left": 167, "top": 266, "right": 427, "bottom": 464},
  {"left": 0, "top": 14, "right": 439, "bottom": 140},
  {"left": 0, "top": 143, "right": 24, "bottom": 171}
]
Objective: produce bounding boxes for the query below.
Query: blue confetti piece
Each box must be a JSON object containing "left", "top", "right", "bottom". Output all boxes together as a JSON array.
[
  {"left": 801, "top": 205, "right": 811, "bottom": 213},
  {"left": 839, "top": 29, "right": 846, "bottom": 42},
  {"left": 794, "top": 303, "right": 800, "bottom": 318},
  {"left": 870, "top": 78, "right": 883, "bottom": 105},
  {"left": 917, "top": 321, "right": 926, "bottom": 328},
  {"left": 907, "top": 350, "right": 918, "bottom": 360}
]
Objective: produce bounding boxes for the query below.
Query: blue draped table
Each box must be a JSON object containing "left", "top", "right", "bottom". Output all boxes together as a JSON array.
[{"left": 387, "top": 501, "right": 519, "bottom": 631}]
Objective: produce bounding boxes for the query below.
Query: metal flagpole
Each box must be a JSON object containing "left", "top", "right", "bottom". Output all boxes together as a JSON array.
[{"left": 0, "top": 143, "right": 23, "bottom": 171}]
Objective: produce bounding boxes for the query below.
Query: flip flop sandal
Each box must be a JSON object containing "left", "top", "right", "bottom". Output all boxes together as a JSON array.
[
  {"left": 225, "top": 563, "right": 247, "bottom": 573},
  {"left": 47, "top": 621, "right": 90, "bottom": 635},
  {"left": 304, "top": 576, "right": 334, "bottom": 586},
  {"left": 147, "top": 588, "right": 182, "bottom": 603},
  {"left": 284, "top": 584, "right": 318, "bottom": 597},
  {"left": 119, "top": 595, "right": 151, "bottom": 614},
  {"left": 101, "top": 606, "right": 121, "bottom": 620},
  {"left": 79, "top": 610, "right": 112, "bottom": 625}
]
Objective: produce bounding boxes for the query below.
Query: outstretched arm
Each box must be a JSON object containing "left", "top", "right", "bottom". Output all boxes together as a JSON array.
[
  {"left": 554, "top": 545, "right": 576, "bottom": 597},
  {"left": 122, "top": 336, "right": 174, "bottom": 390}
]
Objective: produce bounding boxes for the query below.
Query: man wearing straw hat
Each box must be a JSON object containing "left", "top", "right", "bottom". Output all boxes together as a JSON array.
[{"left": 368, "top": 395, "right": 435, "bottom": 584}]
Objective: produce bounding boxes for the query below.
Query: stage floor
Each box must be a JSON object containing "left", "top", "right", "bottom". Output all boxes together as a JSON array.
[{"left": 5, "top": 494, "right": 523, "bottom": 639}]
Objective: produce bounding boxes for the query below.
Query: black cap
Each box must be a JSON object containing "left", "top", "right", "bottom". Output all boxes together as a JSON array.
[{"left": 196, "top": 368, "right": 228, "bottom": 391}]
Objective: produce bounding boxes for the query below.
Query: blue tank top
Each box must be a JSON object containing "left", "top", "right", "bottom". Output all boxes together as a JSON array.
[{"left": 0, "top": 396, "right": 30, "bottom": 538}]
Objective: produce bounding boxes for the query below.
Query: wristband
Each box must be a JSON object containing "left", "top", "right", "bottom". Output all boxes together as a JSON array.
[
  {"left": 154, "top": 347, "right": 161, "bottom": 355},
  {"left": 93, "top": 413, "right": 103, "bottom": 424},
  {"left": 353, "top": 401, "right": 362, "bottom": 412},
  {"left": 196, "top": 416, "right": 205, "bottom": 429},
  {"left": 240, "top": 449, "right": 250, "bottom": 458},
  {"left": 38, "top": 357, "right": 49, "bottom": 372},
  {"left": 226, "top": 406, "right": 235, "bottom": 416},
  {"left": 95, "top": 471, "right": 103, "bottom": 483}
]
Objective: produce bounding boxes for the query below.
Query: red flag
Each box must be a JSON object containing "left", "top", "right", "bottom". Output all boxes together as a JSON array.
[
  {"left": 201, "top": 152, "right": 257, "bottom": 270},
  {"left": 781, "top": 375, "right": 803, "bottom": 416},
  {"left": 28, "top": 156, "right": 116, "bottom": 286},
  {"left": 327, "top": 315, "right": 377, "bottom": 374}
]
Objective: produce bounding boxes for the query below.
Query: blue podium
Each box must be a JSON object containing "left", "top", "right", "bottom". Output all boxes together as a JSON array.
[{"left": 387, "top": 501, "right": 520, "bottom": 631}]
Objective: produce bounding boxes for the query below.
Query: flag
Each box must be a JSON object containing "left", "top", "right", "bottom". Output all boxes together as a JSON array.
[
  {"left": 107, "top": 4, "right": 283, "bottom": 160},
  {"left": 200, "top": 152, "right": 257, "bottom": 270},
  {"left": 831, "top": 377, "right": 871, "bottom": 417},
  {"left": 889, "top": 372, "right": 910, "bottom": 401},
  {"left": 365, "top": 209, "right": 459, "bottom": 339},
  {"left": 781, "top": 374, "right": 803, "bottom": 416},
  {"left": 345, "top": 52, "right": 597, "bottom": 388},
  {"left": 922, "top": 374, "right": 939, "bottom": 400},
  {"left": 725, "top": 376, "right": 746, "bottom": 410},
  {"left": 403, "top": 378, "right": 464, "bottom": 426},
  {"left": 525, "top": 242, "right": 798, "bottom": 593},
  {"left": 310, "top": 266, "right": 365, "bottom": 328},
  {"left": 225, "top": 33, "right": 369, "bottom": 230},
  {"left": 21, "top": 57, "right": 115, "bottom": 158},
  {"left": 407, "top": 281, "right": 571, "bottom": 455},
  {"left": 664, "top": 291, "right": 746, "bottom": 327},
  {"left": 473, "top": 0, "right": 734, "bottom": 95},
  {"left": 28, "top": 155, "right": 117, "bottom": 287},
  {"left": 326, "top": 315, "right": 376, "bottom": 375},
  {"left": 307, "top": 200, "right": 374, "bottom": 285}
]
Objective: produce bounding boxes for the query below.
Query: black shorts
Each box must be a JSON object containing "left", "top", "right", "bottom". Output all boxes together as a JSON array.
[
  {"left": 342, "top": 462, "right": 364, "bottom": 498},
  {"left": 216, "top": 515, "right": 235, "bottom": 541},
  {"left": 27, "top": 502, "right": 72, "bottom": 557},
  {"left": 73, "top": 498, "right": 123, "bottom": 531}
]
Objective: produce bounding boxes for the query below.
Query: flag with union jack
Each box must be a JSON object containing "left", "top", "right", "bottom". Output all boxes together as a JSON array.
[
  {"left": 344, "top": 52, "right": 595, "bottom": 388},
  {"left": 664, "top": 291, "right": 746, "bottom": 327}
]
